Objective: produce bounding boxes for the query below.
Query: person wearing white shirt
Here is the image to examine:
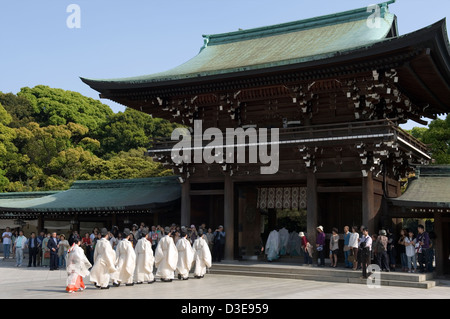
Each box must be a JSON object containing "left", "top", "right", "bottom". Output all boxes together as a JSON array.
[
  {"left": 404, "top": 230, "right": 417, "bottom": 273},
  {"left": 360, "top": 228, "right": 372, "bottom": 279},
  {"left": 2, "top": 227, "right": 12, "bottom": 259},
  {"left": 348, "top": 226, "right": 360, "bottom": 270},
  {"left": 14, "top": 231, "right": 27, "bottom": 267}
]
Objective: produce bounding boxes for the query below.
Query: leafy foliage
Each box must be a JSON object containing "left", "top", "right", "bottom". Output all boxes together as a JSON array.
[
  {"left": 409, "top": 115, "right": 450, "bottom": 164},
  {"left": 0, "top": 86, "right": 177, "bottom": 192}
]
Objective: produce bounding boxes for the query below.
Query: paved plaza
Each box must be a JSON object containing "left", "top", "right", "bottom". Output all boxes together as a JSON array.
[{"left": 0, "top": 257, "right": 449, "bottom": 299}]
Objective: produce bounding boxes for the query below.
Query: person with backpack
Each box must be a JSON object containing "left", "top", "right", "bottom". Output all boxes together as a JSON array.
[
  {"left": 376, "top": 230, "right": 390, "bottom": 272},
  {"left": 299, "top": 232, "right": 312, "bottom": 266}
]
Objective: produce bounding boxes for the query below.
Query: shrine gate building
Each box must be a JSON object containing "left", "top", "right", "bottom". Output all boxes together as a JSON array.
[{"left": 82, "top": 2, "right": 450, "bottom": 264}]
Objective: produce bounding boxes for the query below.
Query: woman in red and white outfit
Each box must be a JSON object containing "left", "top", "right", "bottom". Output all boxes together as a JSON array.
[{"left": 66, "top": 239, "right": 92, "bottom": 293}]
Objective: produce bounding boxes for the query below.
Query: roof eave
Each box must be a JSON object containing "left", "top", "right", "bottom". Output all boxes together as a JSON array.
[{"left": 82, "top": 19, "right": 450, "bottom": 100}]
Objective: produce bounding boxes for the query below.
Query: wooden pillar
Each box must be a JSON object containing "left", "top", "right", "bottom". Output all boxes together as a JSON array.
[
  {"left": 224, "top": 174, "right": 234, "bottom": 260},
  {"left": 112, "top": 213, "right": 117, "bottom": 229},
  {"left": 307, "top": 170, "right": 318, "bottom": 245},
  {"left": 74, "top": 214, "right": 80, "bottom": 233},
  {"left": 238, "top": 186, "right": 260, "bottom": 260},
  {"left": 434, "top": 212, "right": 444, "bottom": 276},
  {"left": 37, "top": 214, "right": 44, "bottom": 232},
  {"left": 180, "top": 181, "right": 191, "bottom": 227},
  {"left": 362, "top": 171, "right": 375, "bottom": 234}
]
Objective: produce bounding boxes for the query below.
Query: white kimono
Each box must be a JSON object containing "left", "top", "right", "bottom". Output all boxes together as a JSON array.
[
  {"left": 193, "top": 236, "right": 212, "bottom": 277},
  {"left": 134, "top": 237, "right": 155, "bottom": 283},
  {"left": 265, "top": 230, "right": 280, "bottom": 261},
  {"left": 287, "top": 231, "right": 302, "bottom": 256},
  {"left": 89, "top": 238, "right": 117, "bottom": 288},
  {"left": 155, "top": 235, "right": 178, "bottom": 280},
  {"left": 114, "top": 239, "right": 136, "bottom": 284},
  {"left": 176, "top": 237, "right": 194, "bottom": 279},
  {"left": 278, "top": 227, "right": 289, "bottom": 256},
  {"left": 66, "top": 244, "right": 92, "bottom": 292}
]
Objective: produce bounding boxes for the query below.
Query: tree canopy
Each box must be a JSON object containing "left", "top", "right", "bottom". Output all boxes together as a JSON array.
[
  {"left": 0, "top": 86, "right": 178, "bottom": 192},
  {"left": 409, "top": 115, "right": 450, "bottom": 164}
]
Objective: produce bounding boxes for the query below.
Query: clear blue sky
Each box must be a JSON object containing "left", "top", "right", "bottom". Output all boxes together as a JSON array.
[{"left": 0, "top": 0, "right": 449, "bottom": 130}]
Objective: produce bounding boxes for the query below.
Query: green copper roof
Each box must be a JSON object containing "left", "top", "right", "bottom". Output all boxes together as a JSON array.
[
  {"left": 390, "top": 166, "right": 450, "bottom": 208},
  {"left": 81, "top": 1, "right": 397, "bottom": 88},
  {"left": 0, "top": 176, "right": 181, "bottom": 213},
  {"left": 201, "top": 0, "right": 396, "bottom": 47}
]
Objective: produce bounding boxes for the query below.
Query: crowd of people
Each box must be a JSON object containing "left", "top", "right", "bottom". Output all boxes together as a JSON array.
[
  {"left": 264, "top": 224, "right": 435, "bottom": 279},
  {"left": 1, "top": 223, "right": 226, "bottom": 293},
  {"left": 2, "top": 221, "right": 435, "bottom": 288}
]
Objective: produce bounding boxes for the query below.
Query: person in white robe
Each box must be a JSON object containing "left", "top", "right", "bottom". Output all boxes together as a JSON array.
[
  {"left": 66, "top": 239, "right": 92, "bottom": 293},
  {"left": 176, "top": 230, "right": 194, "bottom": 280},
  {"left": 287, "top": 231, "right": 302, "bottom": 256},
  {"left": 265, "top": 229, "right": 280, "bottom": 262},
  {"left": 89, "top": 228, "right": 117, "bottom": 289},
  {"left": 113, "top": 228, "right": 136, "bottom": 286},
  {"left": 134, "top": 231, "right": 155, "bottom": 284},
  {"left": 193, "top": 231, "right": 212, "bottom": 279},
  {"left": 155, "top": 230, "right": 178, "bottom": 282},
  {"left": 278, "top": 227, "right": 289, "bottom": 256}
]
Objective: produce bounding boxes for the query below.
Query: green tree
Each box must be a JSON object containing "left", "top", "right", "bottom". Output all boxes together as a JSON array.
[
  {"left": 17, "top": 85, "right": 113, "bottom": 134},
  {"left": 0, "top": 92, "right": 35, "bottom": 128},
  {"left": 0, "top": 102, "right": 18, "bottom": 191},
  {"left": 410, "top": 115, "right": 450, "bottom": 164},
  {"left": 0, "top": 87, "right": 176, "bottom": 192},
  {"left": 95, "top": 108, "right": 180, "bottom": 156},
  {"left": 82, "top": 147, "right": 172, "bottom": 180}
]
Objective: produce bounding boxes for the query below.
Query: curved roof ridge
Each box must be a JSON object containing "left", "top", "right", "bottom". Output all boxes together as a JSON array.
[
  {"left": 202, "top": 1, "right": 396, "bottom": 47},
  {"left": 70, "top": 176, "right": 179, "bottom": 189}
]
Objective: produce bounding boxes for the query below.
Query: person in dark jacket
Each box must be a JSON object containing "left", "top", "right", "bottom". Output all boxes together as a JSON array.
[
  {"left": 47, "top": 232, "right": 60, "bottom": 270},
  {"left": 27, "top": 232, "right": 40, "bottom": 267},
  {"left": 213, "top": 226, "right": 226, "bottom": 262}
]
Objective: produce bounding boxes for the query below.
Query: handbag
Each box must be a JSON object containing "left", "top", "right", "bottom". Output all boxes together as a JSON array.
[
  {"left": 348, "top": 255, "right": 356, "bottom": 263},
  {"left": 44, "top": 251, "right": 50, "bottom": 258}
]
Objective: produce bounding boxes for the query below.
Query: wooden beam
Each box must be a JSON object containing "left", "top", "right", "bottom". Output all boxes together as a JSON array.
[
  {"left": 316, "top": 171, "right": 361, "bottom": 179},
  {"left": 317, "top": 186, "right": 362, "bottom": 193},
  {"left": 37, "top": 214, "right": 44, "bottom": 233},
  {"left": 189, "top": 189, "right": 224, "bottom": 196},
  {"left": 405, "top": 62, "right": 448, "bottom": 112}
]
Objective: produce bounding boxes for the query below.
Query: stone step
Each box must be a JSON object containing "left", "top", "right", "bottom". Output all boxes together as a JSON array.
[
  {"left": 212, "top": 263, "right": 433, "bottom": 282},
  {"left": 210, "top": 262, "right": 436, "bottom": 289},
  {"left": 210, "top": 268, "right": 435, "bottom": 289}
]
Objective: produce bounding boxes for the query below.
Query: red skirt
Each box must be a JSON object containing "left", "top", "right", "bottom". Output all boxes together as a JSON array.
[{"left": 66, "top": 274, "right": 85, "bottom": 292}]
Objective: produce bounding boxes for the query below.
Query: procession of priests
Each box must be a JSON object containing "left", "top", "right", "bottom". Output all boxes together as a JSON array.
[{"left": 65, "top": 225, "right": 213, "bottom": 292}]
